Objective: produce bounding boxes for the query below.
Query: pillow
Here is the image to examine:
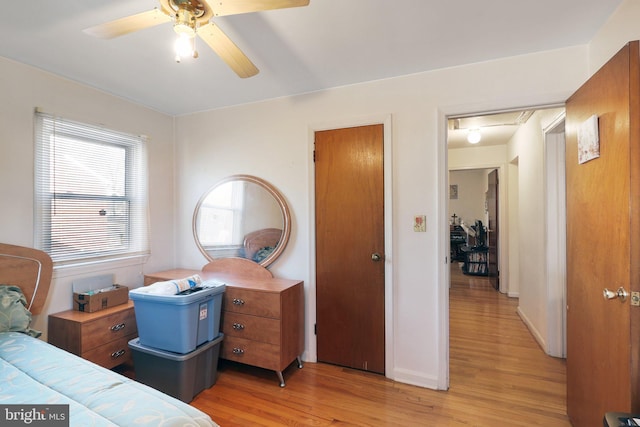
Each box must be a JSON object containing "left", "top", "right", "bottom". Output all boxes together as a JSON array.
[
  {"left": 253, "top": 246, "right": 275, "bottom": 262},
  {"left": 0, "top": 285, "right": 41, "bottom": 337}
]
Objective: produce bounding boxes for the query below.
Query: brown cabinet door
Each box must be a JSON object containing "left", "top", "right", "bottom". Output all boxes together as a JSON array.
[
  {"left": 315, "top": 124, "right": 385, "bottom": 374},
  {"left": 565, "top": 41, "right": 640, "bottom": 425}
]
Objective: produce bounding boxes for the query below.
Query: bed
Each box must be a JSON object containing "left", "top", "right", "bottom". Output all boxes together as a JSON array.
[
  {"left": 242, "top": 227, "right": 282, "bottom": 262},
  {"left": 0, "top": 243, "right": 218, "bottom": 426}
]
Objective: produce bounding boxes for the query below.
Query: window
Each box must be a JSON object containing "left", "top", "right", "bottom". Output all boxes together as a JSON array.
[
  {"left": 197, "top": 181, "right": 245, "bottom": 246},
  {"left": 34, "top": 112, "right": 149, "bottom": 265}
]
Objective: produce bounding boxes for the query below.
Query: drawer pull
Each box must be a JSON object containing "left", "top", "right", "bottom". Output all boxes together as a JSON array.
[
  {"left": 232, "top": 323, "right": 245, "bottom": 330},
  {"left": 110, "top": 323, "right": 126, "bottom": 332},
  {"left": 232, "top": 298, "right": 245, "bottom": 306},
  {"left": 232, "top": 348, "right": 245, "bottom": 354},
  {"left": 111, "top": 349, "right": 126, "bottom": 359}
]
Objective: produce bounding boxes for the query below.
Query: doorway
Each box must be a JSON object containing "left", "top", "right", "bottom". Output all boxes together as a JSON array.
[
  {"left": 445, "top": 107, "right": 567, "bottom": 386},
  {"left": 448, "top": 167, "right": 498, "bottom": 285}
]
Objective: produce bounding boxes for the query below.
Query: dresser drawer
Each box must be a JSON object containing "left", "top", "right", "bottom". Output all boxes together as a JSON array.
[
  {"left": 81, "top": 308, "right": 137, "bottom": 350},
  {"left": 221, "top": 336, "right": 281, "bottom": 370},
  {"left": 223, "top": 287, "right": 280, "bottom": 318},
  {"left": 222, "top": 312, "right": 280, "bottom": 344},
  {"left": 83, "top": 334, "right": 136, "bottom": 369}
]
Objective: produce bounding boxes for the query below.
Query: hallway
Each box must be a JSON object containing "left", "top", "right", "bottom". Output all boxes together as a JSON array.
[{"left": 449, "top": 262, "right": 570, "bottom": 425}]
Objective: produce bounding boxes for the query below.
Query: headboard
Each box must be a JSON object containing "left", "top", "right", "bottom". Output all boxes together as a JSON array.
[
  {"left": 243, "top": 228, "right": 283, "bottom": 261},
  {"left": 202, "top": 257, "right": 273, "bottom": 279},
  {"left": 0, "top": 243, "right": 53, "bottom": 315}
]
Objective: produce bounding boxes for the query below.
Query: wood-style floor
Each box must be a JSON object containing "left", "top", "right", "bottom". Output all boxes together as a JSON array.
[
  {"left": 181, "top": 263, "right": 570, "bottom": 426},
  {"left": 115, "top": 264, "right": 569, "bottom": 425}
]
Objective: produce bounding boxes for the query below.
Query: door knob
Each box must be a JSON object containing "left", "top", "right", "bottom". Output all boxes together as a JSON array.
[
  {"left": 371, "top": 253, "right": 382, "bottom": 262},
  {"left": 603, "top": 287, "right": 629, "bottom": 302}
]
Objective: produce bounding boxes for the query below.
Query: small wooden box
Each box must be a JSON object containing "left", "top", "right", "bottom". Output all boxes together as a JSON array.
[{"left": 73, "top": 284, "right": 129, "bottom": 312}]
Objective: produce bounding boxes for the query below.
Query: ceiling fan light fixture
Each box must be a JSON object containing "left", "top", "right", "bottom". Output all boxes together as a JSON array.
[
  {"left": 84, "top": 0, "right": 309, "bottom": 76},
  {"left": 174, "top": 32, "right": 196, "bottom": 62},
  {"left": 173, "top": 8, "right": 197, "bottom": 37},
  {"left": 467, "top": 128, "right": 482, "bottom": 144}
]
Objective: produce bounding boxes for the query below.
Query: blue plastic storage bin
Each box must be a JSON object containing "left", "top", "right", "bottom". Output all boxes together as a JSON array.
[{"left": 129, "top": 284, "right": 225, "bottom": 354}]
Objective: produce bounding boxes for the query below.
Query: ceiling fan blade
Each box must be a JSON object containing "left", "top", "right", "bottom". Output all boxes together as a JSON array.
[
  {"left": 197, "top": 23, "right": 259, "bottom": 78},
  {"left": 83, "top": 9, "right": 171, "bottom": 39},
  {"left": 209, "top": 0, "right": 310, "bottom": 17}
]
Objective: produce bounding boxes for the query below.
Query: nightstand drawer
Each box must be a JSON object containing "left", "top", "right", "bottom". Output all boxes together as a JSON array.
[
  {"left": 222, "top": 312, "right": 280, "bottom": 344},
  {"left": 83, "top": 334, "right": 136, "bottom": 369},
  {"left": 81, "top": 309, "right": 137, "bottom": 349}
]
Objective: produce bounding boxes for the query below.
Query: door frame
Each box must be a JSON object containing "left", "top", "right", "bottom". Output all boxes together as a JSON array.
[
  {"left": 543, "top": 113, "right": 567, "bottom": 358},
  {"left": 307, "top": 114, "right": 394, "bottom": 377},
  {"left": 438, "top": 105, "right": 567, "bottom": 388}
]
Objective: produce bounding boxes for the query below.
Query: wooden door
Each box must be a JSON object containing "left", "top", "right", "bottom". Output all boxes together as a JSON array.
[
  {"left": 486, "top": 169, "right": 499, "bottom": 290},
  {"left": 315, "top": 124, "right": 385, "bottom": 374},
  {"left": 565, "top": 41, "right": 640, "bottom": 425}
]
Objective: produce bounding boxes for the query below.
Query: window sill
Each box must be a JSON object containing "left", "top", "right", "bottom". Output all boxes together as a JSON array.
[{"left": 52, "top": 254, "right": 150, "bottom": 279}]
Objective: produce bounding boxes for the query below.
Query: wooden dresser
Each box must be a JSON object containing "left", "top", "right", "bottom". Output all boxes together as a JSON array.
[
  {"left": 144, "top": 269, "right": 304, "bottom": 386},
  {"left": 48, "top": 300, "right": 137, "bottom": 369}
]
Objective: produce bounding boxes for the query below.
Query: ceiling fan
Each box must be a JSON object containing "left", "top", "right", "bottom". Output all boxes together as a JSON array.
[{"left": 83, "top": 0, "right": 310, "bottom": 78}]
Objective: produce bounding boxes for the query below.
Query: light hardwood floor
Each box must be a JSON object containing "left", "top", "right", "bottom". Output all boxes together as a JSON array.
[{"left": 180, "top": 263, "right": 571, "bottom": 426}]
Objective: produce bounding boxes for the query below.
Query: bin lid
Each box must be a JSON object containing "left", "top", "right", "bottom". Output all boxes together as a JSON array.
[
  {"left": 128, "top": 334, "right": 224, "bottom": 360},
  {"left": 129, "top": 283, "right": 225, "bottom": 304}
]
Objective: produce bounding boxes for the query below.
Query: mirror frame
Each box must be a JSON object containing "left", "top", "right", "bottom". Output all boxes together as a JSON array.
[{"left": 192, "top": 174, "right": 291, "bottom": 268}]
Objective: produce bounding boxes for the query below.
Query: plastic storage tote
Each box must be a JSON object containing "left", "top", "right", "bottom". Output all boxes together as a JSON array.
[
  {"left": 129, "top": 284, "right": 225, "bottom": 353},
  {"left": 128, "top": 334, "right": 224, "bottom": 403}
]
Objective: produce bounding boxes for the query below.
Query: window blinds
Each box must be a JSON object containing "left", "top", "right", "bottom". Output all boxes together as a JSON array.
[{"left": 34, "top": 112, "right": 149, "bottom": 264}]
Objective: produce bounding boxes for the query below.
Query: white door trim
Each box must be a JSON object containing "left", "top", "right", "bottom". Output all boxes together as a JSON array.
[{"left": 543, "top": 112, "right": 567, "bottom": 358}]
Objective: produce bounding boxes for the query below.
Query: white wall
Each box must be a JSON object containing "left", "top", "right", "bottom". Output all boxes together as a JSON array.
[
  {"left": 508, "top": 160, "right": 520, "bottom": 297},
  {"left": 0, "top": 57, "right": 175, "bottom": 337},
  {"left": 448, "top": 170, "right": 487, "bottom": 227},
  {"left": 589, "top": 0, "right": 640, "bottom": 74},
  {"left": 174, "top": 46, "right": 587, "bottom": 389},
  {"left": 506, "top": 110, "right": 550, "bottom": 348}
]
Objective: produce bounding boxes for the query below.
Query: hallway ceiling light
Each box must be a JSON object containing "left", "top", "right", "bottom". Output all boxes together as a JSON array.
[{"left": 467, "top": 128, "right": 481, "bottom": 144}]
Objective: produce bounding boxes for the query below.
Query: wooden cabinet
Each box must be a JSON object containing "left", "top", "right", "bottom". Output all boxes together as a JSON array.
[
  {"left": 144, "top": 269, "right": 304, "bottom": 386},
  {"left": 221, "top": 280, "right": 304, "bottom": 387},
  {"left": 48, "top": 300, "right": 137, "bottom": 369}
]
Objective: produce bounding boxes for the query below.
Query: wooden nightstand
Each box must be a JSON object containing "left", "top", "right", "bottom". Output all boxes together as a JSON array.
[{"left": 48, "top": 300, "right": 137, "bottom": 369}]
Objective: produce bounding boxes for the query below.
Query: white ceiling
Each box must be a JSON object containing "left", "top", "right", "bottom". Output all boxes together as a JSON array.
[{"left": 0, "top": 0, "right": 621, "bottom": 116}]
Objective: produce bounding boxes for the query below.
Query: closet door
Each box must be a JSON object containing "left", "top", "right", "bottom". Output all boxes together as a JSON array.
[{"left": 315, "top": 124, "right": 385, "bottom": 374}]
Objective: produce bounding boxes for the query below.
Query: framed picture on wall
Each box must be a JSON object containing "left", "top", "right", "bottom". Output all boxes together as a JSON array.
[{"left": 449, "top": 184, "right": 458, "bottom": 199}]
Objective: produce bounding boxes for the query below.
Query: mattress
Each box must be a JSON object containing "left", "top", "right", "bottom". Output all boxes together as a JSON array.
[{"left": 0, "top": 331, "right": 218, "bottom": 426}]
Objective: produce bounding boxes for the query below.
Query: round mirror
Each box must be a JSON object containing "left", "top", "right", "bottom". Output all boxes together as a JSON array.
[{"left": 193, "top": 175, "right": 291, "bottom": 268}]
